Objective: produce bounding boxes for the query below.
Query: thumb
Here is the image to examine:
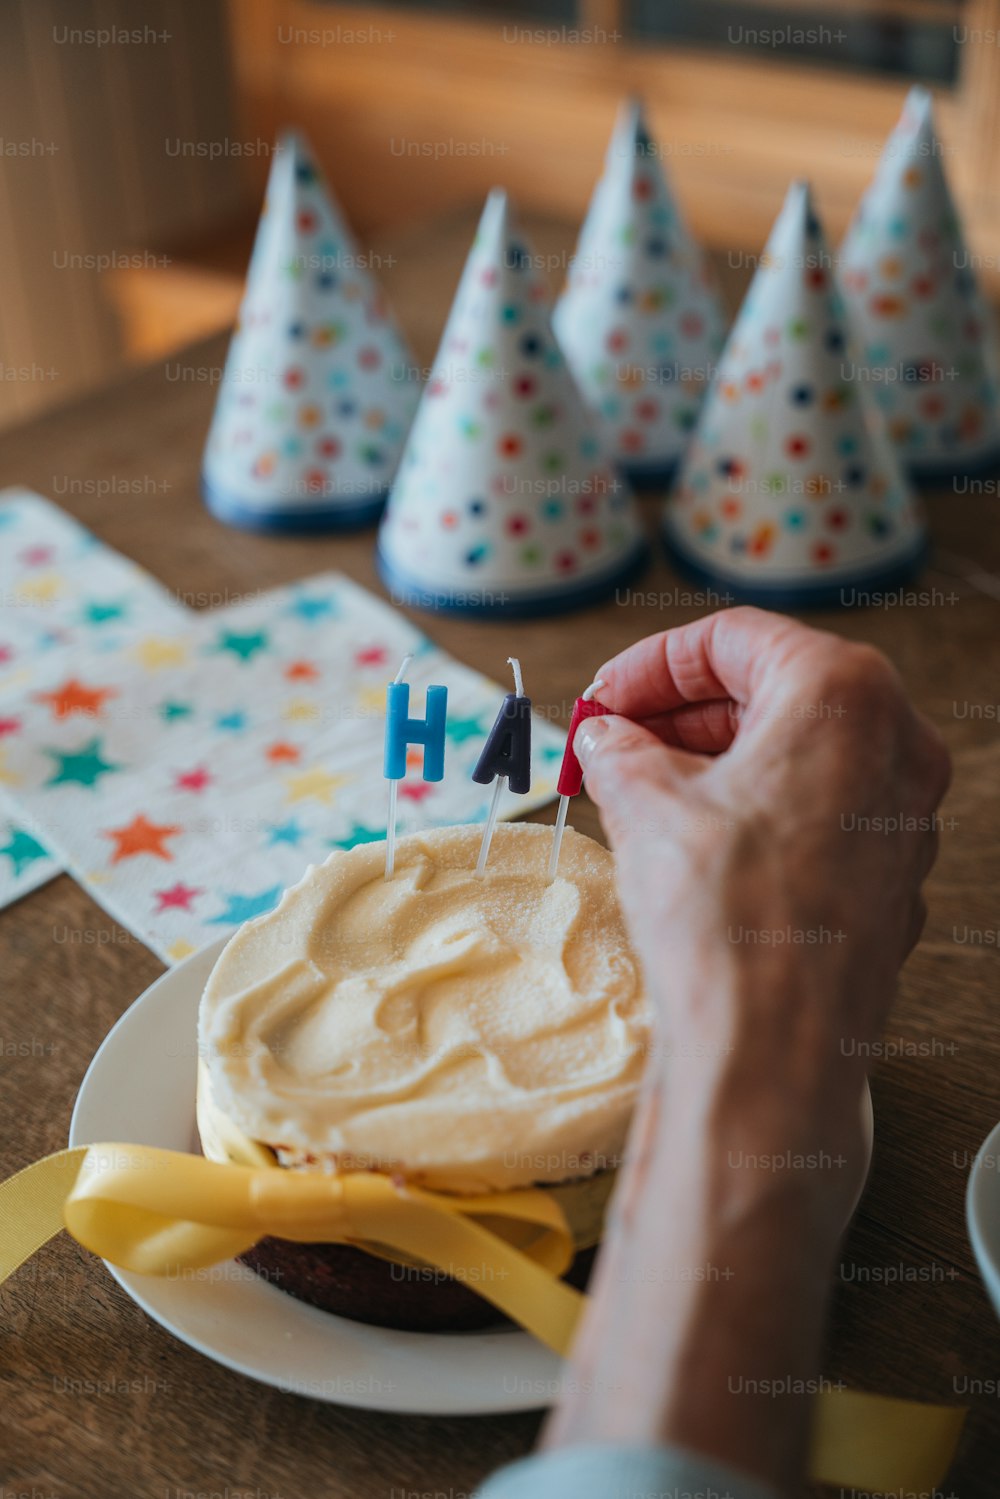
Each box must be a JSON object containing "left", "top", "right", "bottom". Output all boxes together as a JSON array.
[{"left": 573, "top": 713, "right": 696, "bottom": 847}]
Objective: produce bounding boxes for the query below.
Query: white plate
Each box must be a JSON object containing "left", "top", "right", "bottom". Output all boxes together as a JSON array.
[
  {"left": 966, "top": 1117, "right": 1000, "bottom": 1322},
  {"left": 69, "top": 939, "right": 875, "bottom": 1414}
]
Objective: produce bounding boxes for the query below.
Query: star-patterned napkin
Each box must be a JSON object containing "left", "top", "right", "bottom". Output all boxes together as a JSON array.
[
  {"left": 0, "top": 570, "right": 566, "bottom": 962},
  {"left": 0, "top": 489, "right": 188, "bottom": 906}
]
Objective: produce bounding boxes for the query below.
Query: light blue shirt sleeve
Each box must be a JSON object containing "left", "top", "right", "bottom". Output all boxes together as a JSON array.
[{"left": 474, "top": 1443, "right": 781, "bottom": 1499}]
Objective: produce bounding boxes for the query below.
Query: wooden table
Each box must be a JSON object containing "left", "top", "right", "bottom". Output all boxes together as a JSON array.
[{"left": 2, "top": 214, "right": 1000, "bottom": 1498}]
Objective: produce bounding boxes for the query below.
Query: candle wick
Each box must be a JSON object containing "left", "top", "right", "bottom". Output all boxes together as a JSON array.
[
  {"left": 392, "top": 653, "right": 414, "bottom": 686},
  {"left": 581, "top": 676, "right": 605, "bottom": 703},
  {"left": 507, "top": 656, "right": 524, "bottom": 699}
]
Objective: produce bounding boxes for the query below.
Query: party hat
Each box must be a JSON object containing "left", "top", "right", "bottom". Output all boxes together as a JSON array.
[
  {"left": 839, "top": 87, "right": 1000, "bottom": 479},
  {"left": 202, "top": 132, "right": 420, "bottom": 531},
  {"left": 663, "top": 182, "right": 925, "bottom": 607},
  {"left": 377, "top": 190, "right": 647, "bottom": 616},
  {"left": 554, "top": 101, "right": 727, "bottom": 488}
]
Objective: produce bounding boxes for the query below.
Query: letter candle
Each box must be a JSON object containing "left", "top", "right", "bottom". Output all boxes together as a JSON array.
[
  {"left": 383, "top": 654, "right": 448, "bottom": 881},
  {"left": 472, "top": 657, "right": 532, "bottom": 876},
  {"left": 546, "top": 678, "right": 609, "bottom": 883}
]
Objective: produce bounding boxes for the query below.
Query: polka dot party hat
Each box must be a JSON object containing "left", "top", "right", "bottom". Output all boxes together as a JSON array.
[
  {"left": 554, "top": 100, "right": 727, "bottom": 488},
  {"left": 202, "top": 131, "right": 420, "bottom": 532},
  {"left": 377, "top": 189, "right": 647, "bottom": 615},
  {"left": 839, "top": 88, "right": 1000, "bottom": 480},
  {"left": 663, "top": 182, "right": 926, "bottom": 607}
]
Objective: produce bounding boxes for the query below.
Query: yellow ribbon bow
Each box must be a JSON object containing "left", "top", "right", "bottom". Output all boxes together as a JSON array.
[
  {"left": 0, "top": 1146, "right": 966, "bottom": 1492},
  {"left": 0, "top": 1143, "right": 583, "bottom": 1356}
]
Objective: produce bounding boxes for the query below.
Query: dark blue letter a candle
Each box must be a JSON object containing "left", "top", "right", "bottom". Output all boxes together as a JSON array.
[{"left": 472, "top": 692, "right": 532, "bottom": 795}]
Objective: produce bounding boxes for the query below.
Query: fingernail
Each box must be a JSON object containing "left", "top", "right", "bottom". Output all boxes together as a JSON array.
[{"left": 574, "top": 716, "right": 611, "bottom": 766}]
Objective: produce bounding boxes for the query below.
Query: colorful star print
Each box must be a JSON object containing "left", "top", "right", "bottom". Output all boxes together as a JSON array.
[
  {"left": 205, "top": 886, "right": 283, "bottom": 925},
  {"left": 265, "top": 741, "right": 300, "bottom": 764},
  {"left": 173, "top": 767, "right": 212, "bottom": 793},
  {"left": 445, "top": 714, "right": 488, "bottom": 745},
  {"left": 81, "top": 600, "right": 127, "bottom": 626},
  {"left": 284, "top": 766, "right": 347, "bottom": 805},
  {"left": 328, "top": 823, "right": 383, "bottom": 850},
  {"left": 45, "top": 737, "right": 121, "bottom": 789},
  {"left": 160, "top": 700, "right": 194, "bottom": 723},
  {"left": 354, "top": 645, "right": 388, "bottom": 667},
  {"left": 16, "top": 573, "right": 64, "bottom": 605},
  {"left": 266, "top": 818, "right": 306, "bottom": 847},
  {"left": 284, "top": 659, "right": 319, "bottom": 682},
  {"left": 282, "top": 698, "right": 319, "bottom": 723},
  {"left": 356, "top": 685, "right": 386, "bottom": 715},
  {"left": 133, "top": 636, "right": 188, "bottom": 670},
  {"left": 0, "top": 512, "right": 571, "bottom": 952},
  {"left": 34, "top": 677, "right": 117, "bottom": 720},
  {"left": 399, "top": 781, "right": 434, "bottom": 804},
  {"left": 36, "top": 628, "right": 73, "bottom": 651},
  {"left": 104, "top": 813, "right": 181, "bottom": 863},
  {"left": 0, "top": 489, "right": 193, "bottom": 908},
  {"left": 285, "top": 594, "right": 337, "bottom": 624},
  {"left": 18, "top": 545, "right": 55, "bottom": 567},
  {"left": 212, "top": 629, "right": 270, "bottom": 664},
  {"left": 154, "top": 882, "right": 203, "bottom": 913},
  {"left": 0, "top": 827, "right": 49, "bottom": 877}
]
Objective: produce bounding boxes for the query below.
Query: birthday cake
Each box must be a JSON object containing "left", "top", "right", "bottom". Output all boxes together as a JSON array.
[{"left": 197, "top": 820, "right": 651, "bottom": 1330}]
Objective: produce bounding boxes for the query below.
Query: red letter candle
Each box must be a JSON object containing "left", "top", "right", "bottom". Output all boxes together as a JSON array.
[
  {"left": 556, "top": 694, "right": 611, "bottom": 797},
  {"left": 547, "top": 678, "right": 609, "bottom": 882}
]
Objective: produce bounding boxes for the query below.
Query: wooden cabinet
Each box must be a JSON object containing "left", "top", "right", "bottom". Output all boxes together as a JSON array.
[{"left": 226, "top": 0, "right": 1000, "bottom": 286}]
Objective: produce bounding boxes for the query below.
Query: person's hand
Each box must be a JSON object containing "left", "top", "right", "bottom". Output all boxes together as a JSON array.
[
  {"left": 575, "top": 607, "right": 950, "bottom": 1117},
  {"left": 545, "top": 609, "right": 952, "bottom": 1491}
]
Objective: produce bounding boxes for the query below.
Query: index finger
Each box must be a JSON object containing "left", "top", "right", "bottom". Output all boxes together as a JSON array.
[{"left": 593, "top": 607, "right": 830, "bottom": 719}]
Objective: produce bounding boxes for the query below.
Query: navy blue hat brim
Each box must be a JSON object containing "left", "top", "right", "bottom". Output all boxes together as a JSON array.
[
  {"left": 662, "top": 526, "right": 928, "bottom": 611},
  {"left": 203, "top": 474, "right": 387, "bottom": 533},
  {"left": 904, "top": 442, "right": 1000, "bottom": 486},
  {"left": 376, "top": 539, "right": 649, "bottom": 617}
]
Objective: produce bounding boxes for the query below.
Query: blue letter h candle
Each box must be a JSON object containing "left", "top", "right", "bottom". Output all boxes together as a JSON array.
[{"left": 384, "top": 682, "right": 448, "bottom": 781}]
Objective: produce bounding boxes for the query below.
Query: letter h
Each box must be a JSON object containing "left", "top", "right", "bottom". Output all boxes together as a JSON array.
[{"left": 384, "top": 682, "right": 448, "bottom": 781}]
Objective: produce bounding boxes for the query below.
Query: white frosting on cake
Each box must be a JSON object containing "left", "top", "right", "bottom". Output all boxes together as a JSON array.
[{"left": 198, "top": 823, "right": 650, "bottom": 1191}]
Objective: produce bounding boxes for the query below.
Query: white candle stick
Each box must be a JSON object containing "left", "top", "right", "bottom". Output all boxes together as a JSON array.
[
  {"left": 384, "top": 653, "right": 414, "bottom": 882},
  {"left": 547, "top": 676, "right": 604, "bottom": 884},
  {"left": 384, "top": 782, "right": 399, "bottom": 881},
  {"left": 545, "top": 793, "right": 570, "bottom": 884},
  {"left": 475, "top": 775, "right": 505, "bottom": 877}
]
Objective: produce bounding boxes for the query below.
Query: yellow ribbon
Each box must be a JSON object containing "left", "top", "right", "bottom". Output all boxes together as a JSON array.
[
  {"left": 0, "top": 1144, "right": 582, "bottom": 1356},
  {"left": 0, "top": 1147, "right": 965, "bottom": 1491}
]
